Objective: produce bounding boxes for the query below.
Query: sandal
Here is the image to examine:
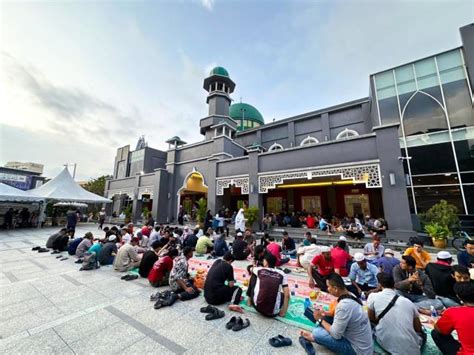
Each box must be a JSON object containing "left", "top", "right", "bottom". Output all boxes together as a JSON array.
[
  {"left": 125, "top": 275, "right": 138, "bottom": 281},
  {"left": 121, "top": 274, "right": 131, "bottom": 280},
  {"left": 200, "top": 304, "right": 216, "bottom": 313},
  {"left": 232, "top": 317, "right": 250, "bottom": 331},
  {"left": 298, "top": 336, "right": 315, "bottom": 355},
  {"left": 205, "top": 308, "right": 225, "bottom": 321},
  {"left": 225, "top": 316, "right": 237, "bottom": 329},
  {"left": 269, "top": 335, "right": 292, "bottom": 347},
  {"left": 60, "top": 257, "right": 68, "bottom": 261},
  {"left": 32, "top": 246, "right": 41, "bottom": 251}
]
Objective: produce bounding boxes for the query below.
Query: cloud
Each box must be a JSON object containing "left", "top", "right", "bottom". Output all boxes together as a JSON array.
[{"left": 200, "top": 0, "right": 215, "bottom": 11}]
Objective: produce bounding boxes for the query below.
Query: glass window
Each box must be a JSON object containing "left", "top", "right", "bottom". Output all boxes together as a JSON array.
[
  {"left": 454, "top": 139, "right": 474, "bottom": 172},
  {"left": 414, "top": 58, "right": 438, "bottom": 90},
  {"left": 375, "top": 71, "right": 396, "bottom": 100},
  {"left": 379, "top": 97, "right": 400, "bottom": 126},
  {"left": 407, "top": 142, "right": 457, "bottom": 175},
  {"left": 461, "top": 173, "right": 474, "bottom": 183},
  {"left": 407, "top": 189, "right": 416, "bottom": 214},
  {"left": 402, "top": 92, "right": 447, "bottom": 136},
  {"left": 413, "top": 185, "right": 463, "bottom": 213},
  {"left": 130, "top": 149, "right": 145, "bottom": 163},
  {"left": 443, "top": 79, "right": 473, "bottom": 129},
  {"left": 395, "top": 65, "right": 417, "bottom": 95},
  {"left": 411, "top": 174, "right": 459, "bottom": 186},
  {"left": 463, "top": 185, "right": 474, "bottom": 214}
]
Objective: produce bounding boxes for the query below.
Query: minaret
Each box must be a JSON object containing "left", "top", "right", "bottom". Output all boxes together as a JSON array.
[{"left": 200, "top": 66, "right": 238, "bottom": 139}]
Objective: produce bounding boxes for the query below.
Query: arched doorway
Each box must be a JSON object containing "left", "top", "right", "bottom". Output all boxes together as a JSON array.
[{"left": 177, "top": 170, "right": 208, "bottom": 219}]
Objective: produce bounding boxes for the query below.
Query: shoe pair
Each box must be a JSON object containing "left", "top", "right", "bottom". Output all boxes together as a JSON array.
[
  {"left": 200, "top": 305, "right": 225, "bottom": 320},
  {"left": 269, "top": 335, "right": 292, "bottom": 348},
  {"left": 154, "top": 292, "right": 177, "bottom": 309},
  {"left": 150, "top": 290, "right": 172, "bottom": 302},
  {"left": 225, "top": 316, "right": 250, "bottom": 331}
]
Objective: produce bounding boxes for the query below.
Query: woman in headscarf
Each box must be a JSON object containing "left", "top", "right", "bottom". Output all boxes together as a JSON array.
[{"left": 234, "top": 208, "right": 246, "bottom": 233}]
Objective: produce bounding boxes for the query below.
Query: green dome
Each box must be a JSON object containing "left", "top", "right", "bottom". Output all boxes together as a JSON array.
[
  {"left": 209, "top": 66, "right": 229, "bottom": 77},
  {"left": 230, "top": 103, "right": 264, "bottom": 131}
]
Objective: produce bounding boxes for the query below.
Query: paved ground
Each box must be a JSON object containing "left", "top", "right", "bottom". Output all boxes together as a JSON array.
[{"left": 0, "top": 224, "right": 335, "bottom": 355}]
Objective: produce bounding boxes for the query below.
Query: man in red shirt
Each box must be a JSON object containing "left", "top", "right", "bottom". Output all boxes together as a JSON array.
[
  {"left": 308, "top": 246, "right": 334, "bottom": 291},
  {"left": 148, "top": 248, "right": 179, "bottom": 287},
  {"left": 306, "top": 214, "right": 316, "bottom": 229},
  {"left": 432, "top": 282, "right": 474, "bottom": 355},
  {"left": 267, "top": 239, "right": 289, "bottom": 266},
  {"left": 331, "top": 240, "right": 352, "bottom": 277}
]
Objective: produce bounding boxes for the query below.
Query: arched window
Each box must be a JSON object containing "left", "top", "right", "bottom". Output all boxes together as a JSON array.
[
  {"left": 268, "top": 143, "right": 284, "bottom": 152},
  {"left": 300, "top": 136, "right": 319, "bottom": 146},
  {"left": 336, "top": 128, "right": 359, "bottom": 140}
]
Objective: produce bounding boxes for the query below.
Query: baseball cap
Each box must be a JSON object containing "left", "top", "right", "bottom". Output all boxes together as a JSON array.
[
  {"left": 437, "top": 251, "right": 452, "bottom": 260},
  {"left": 354, "top": 252, "right": 365, "bottom": 262},
  {"left": 320, "top": 246, "right": 331, "bottom": 253},
  {"left": 339, "top": 236, "right": 347, "bottom": 241},
  {"left": 384, "top": 248, "right": 395, "bottom": 255},
  {"left": 108, "top": 235, "right": 117, "bottom": 242},
  {"left": 237, "top": 232, "right": 243, "bottom": 237}
]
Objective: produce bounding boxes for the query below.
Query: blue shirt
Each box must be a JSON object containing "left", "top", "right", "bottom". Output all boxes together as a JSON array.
[
  {"left": 372, "top": 256, "right": 400, "bottom": 276},
  {"left": 319, "top": 219, "right": 328, "bottom": 230},
  {"left": 213, "top": 238, "right": 229, "bottom": 257},
  {"left": 88, "top": 243, "right": 102, "bottom": 255},
  {"left": 349, "top": 262, "right": 379, "bottom": 287}
]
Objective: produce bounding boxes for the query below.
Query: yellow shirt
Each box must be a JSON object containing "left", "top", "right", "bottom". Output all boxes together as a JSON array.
[{"left": 403, "top": 247, "right": 431, "bottom": 269}]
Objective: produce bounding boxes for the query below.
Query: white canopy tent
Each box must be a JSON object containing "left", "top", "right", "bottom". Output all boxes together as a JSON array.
[
  {"left": 0, "top": 183, "right": 44, "bottom": 202},
  {"left": 27, "top": 167, "right": 111, "bottom": 204}
]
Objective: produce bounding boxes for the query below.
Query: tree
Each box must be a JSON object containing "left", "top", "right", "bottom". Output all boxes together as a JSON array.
[{"left": 83, "top": 175, "right": 111, "bottom": 196}]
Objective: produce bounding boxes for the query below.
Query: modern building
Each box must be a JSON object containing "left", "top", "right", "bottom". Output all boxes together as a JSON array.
[
  {"left": 0, "top": 166, "right": 46, "bottom": 190},
  {"left": 5, "top": 162, "right": 44, "bottom": 175},
  {"left": 104, "top": 24, "right": 474, "bottom": 241}
]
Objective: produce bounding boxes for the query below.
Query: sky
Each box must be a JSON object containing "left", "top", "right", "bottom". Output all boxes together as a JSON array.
[{"left": 0, "top": 0, "right": 472, "bottom": 181}]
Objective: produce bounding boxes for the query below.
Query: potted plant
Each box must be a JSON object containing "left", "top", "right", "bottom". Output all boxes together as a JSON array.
[
  {"left": 424, "top": 222, "right": 449, "bottom": 249},
  {"left": 245, "top": 206, "right": 260, "bottom": 231},
  {"left": 195, "top": 198, "right": 207, "bottom": 229}
]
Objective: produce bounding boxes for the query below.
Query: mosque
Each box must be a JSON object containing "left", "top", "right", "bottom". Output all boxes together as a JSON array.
[{"left": 104, "top": 24, "right": 474, "bottom": 241}]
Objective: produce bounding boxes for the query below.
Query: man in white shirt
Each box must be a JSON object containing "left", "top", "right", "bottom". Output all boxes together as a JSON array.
[
  {"left": 367, "top": 273, "right": 424, "bottom": 355},
  {"left": 297, "top": 238, "right": 321, "bottom": 269}
]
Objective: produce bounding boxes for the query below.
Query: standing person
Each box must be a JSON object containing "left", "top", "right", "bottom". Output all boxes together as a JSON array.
[
  {"left": 234, "top": 208, "right": 246, "bottom": 233},
  {"left": 98, "top": 235, "right": 118, "bottom": 265},
  {"left": 4, "top": 208, "right": 14, "bottom": 229},
  {"left": 66, "top": 208, "right": 78, "bottom": 237},
  {"left": 393, "top": 255, "right": 444, "bottom": 311},
  {"left": 425, "top": 251, "right": 459, "bottom": 307},
  {"left": 308, "top": 246, "right": 335, "bottom": 291},
  {"left": 299, "top": 273, "right": 373, "bottom": 355},
  {"left": 204, "top": 210, "right": 213, "bottom": 231},
  {"left": 363, "top": 234, "right": 385, "bottom": 262},
  {"left": 204, "top": 252, "right": 243, "bottom": 313},
  {"left": 148, "top": 248, "right": 179, "bottom": 287},
  {"left": 98, "top": 208, "right": 106, "bottom": 230},
  {"left": 178, "top": 206, "right": 184, "bottom": 225},
  {"left": 113, "top": 237, "right": 142, "bottom": 272},
  {"left": 281, "top": 231, "right": 296, "bottom": 257},
  {"left": 432, "top": 282, "right": 474, "bottom": 355},
  {"left": 368, "top": 273, "right": 425, "bottom": 355},
  {"left": 372, "top": 249, "right": 400, "bottom": 276},
  {"left": 457, "top": 239, "right": 474, "bottom": 269},
  {"left": 247, "top": 252, "right": 290, "bottom": 317},
  {"left": 403, "top": 239, "right": 431, "bottom": 270},
  {"left": 348, "top": 253, "right": 379, "bottom": 297},
  {"left": 168, "top": 247, "right": 200, "bottom": 302}
]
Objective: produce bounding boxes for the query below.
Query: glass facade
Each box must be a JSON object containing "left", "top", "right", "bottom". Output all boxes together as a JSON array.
[{"left": 373, "top": 48, "right": 474, "bottom": 214}]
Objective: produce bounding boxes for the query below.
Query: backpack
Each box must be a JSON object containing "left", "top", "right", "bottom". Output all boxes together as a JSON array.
[{"left": 80, "top": 252, "right": 99, "bottom": 271}]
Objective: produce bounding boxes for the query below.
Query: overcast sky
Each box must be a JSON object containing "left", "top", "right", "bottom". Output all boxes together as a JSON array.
[{"left": 0, "top": 0, "right": 472, "bottom": 181}]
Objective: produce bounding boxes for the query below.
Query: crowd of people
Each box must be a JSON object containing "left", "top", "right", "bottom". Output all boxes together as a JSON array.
[{"left": 41, "top": 220, "right": 474, "bottom": 355}]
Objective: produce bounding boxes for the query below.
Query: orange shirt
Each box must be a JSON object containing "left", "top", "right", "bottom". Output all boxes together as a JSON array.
[{"left": 403, "top": 247, "right": 431, "bottom": 269}]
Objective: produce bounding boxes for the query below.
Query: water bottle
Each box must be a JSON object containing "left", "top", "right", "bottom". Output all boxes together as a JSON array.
[
  {"left": 304, "top": 297, "right": 311, "bottom": 310},
  {"left": 360, "top": 292, "right": 366, "bottom": 302},
  {"left": 430, "top": 306, "right": 438, "bottom": 318}
]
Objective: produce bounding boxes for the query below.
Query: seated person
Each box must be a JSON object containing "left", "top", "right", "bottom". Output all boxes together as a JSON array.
[
  {"left": 68, "top": 236, "right": 83, "bottom": 255},
  {"left": 148, "top": 226, "right": 161, "bottom": 247},
  {"left": 403, "top": 238, "right": 431, "bottom": 270},
  {"left": 260, "top": 232, "right": 271, "bottom": 247},
  {"left": 372, "top": 248, "right": 400, "bottom": 276},
  {"left": 281, "top": 231, "right": 296, "bottom": 256},
  {"left": 212, "top": 234, "right": 229, "bottom": 257},
  {"left": 183, "top": 228, "right": 199, "bottom": 248},
  {"left": 98, "top": 235, "right": 118, "bottom": 265},
  {"left": 306, "top": 214, "right": 316, "bottom": 229},
  {"left": 168, "top": 247, "right": 200, "bottom": 303},
  {"left": 452, "top": 264, "right": 471, "bottom": 283},
  {"left": 425, "top": 251, "right": 459, "bottom": 308},
  {"left": 88, "top": 235, "right": 104, "bottom": 255},
  {"left": 393, "top": 255, "right": 443, "bottom": 311},
  {"left": 232, "top": 232, "right": 250, "bottom": 260},
  {"left": 319, "top": 217, "right": 332, "bottom": 234},
  {"left": 46, "top": 228, "right": 68, "bottom": 249},
  {"left": 297, "top": 238, "right": 321, "bottom": 269},
  {"left": 363, "top": 234, "right": 385, "bottom": 262},
  {"left": 113, "top": 237, "right": 142, "bottom": 272},
  {"left": 345, "top": 218, "right": 364, "bottom": 240},
  {"left": 244, "top": 229, "right": 256, "bottom": 247},
  {"left": 52, "top": 229, "right": 72, "bottom": 252},
  {"left": 267, "top": 238, "right": 289, "bottom": 266},
  {"left": 298, "top": 273, "right": 373, "bottom": 355},
  {"left": 148, "top": 248, "right": 179, "bottom": 287},
  {"left": 75, "top": 232, "right": 94, "bottom": 260},
  {"left": 308, "top": 246, "right": 334, "bottom": 292},
  {"left": 247, "top": 252, "right": 290, "bottom": 317},
  {"left": 302, "top": 231, "right": 313, "bottom": 246},
  {"left": 368, "top": 273, "right": 425, "bottom": 354},
  {"left": 432, "top": 282, "right": 474, "bottom": 355},
  {"left": 372, "top": 218, "right": 387, "bottom": 234},
  {"left": 331, "top": 240, "right": 352, "bottom": 277},
  {"left": 204, "top": 252, "right": 243, "bottom": 313},
  {"left": 138, "top": 240, "right": 163, "bottom": 278},
  {"left": 457, "top": 239, "right": 474, "bottom": 269},
  {"left": 348, "top": 252, "right": 379, "bottom": 297},
  {"left": 195, "top": 233, "right": 213, "bottom": 255}
]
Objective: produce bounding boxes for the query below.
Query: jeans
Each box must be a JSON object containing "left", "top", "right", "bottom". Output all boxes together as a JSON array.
[
  {"left": 176, "top": 280, "right": 200, "bottom": 301},
  {"left": 283, "top": 249, "right": 296, "bottom": 256},
  {"left": 397, "top": 291, "right": 444, "bottom": 310},
  {"left": 431, "top": 329, "right": 460, "bottom": 355},
  {"left": 437, "top": 296, "right": 460, "bottom": 308},
  {"left": 312, "top": 326, "right": 356, "bottom": 355},
  {"left": 311, "top": 269, "right": 329, "bottom": 292}
]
